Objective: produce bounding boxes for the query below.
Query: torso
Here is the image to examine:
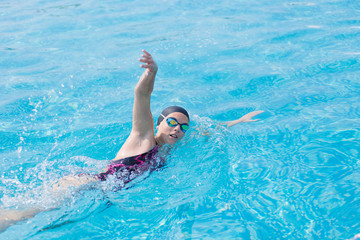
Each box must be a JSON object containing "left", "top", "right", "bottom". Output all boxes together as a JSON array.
[{"left": 97, "top": 145, "right": 162, "bottom": 185}]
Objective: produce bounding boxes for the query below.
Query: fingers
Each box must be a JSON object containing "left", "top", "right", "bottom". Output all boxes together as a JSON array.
[
  {"left": 138, "top": 50, "right": 154, "bottom": 65},
  {"left": 140, "top": 50, "right": 152, "bottom": 61},
  {"left": 249, "top": 110, "right": 264, "bottom": 116},
  {"left": 139, "top": 53, "right": 151, "bottom": 60},
  {"left": 240, "top": 110, "right": 264, "bottom": 123},
  {"left": 138, "top": 56, "right": 153, "bottom": 69},
  {"left": 140, "top": 64, "right": 150, "bottom": 69},
  {"left": 138, "top": 50, "right": 157, "bottom": 72},
  {"left": 246, "top": 110, "right": 264, "bottom": 118},
  {"left": 139, "top": 62, "right": 155, "bottom": 71},
  {"left": 139, "top": 57, "right": 152, "bottom": 63},
  {"left": 142, "top": 49, "right": 151, "bottom": 56},
  {"left": 140, "top": 53, "right": 151, "bottom": 60},
  {"left": 254, "top": 110, "right": 264, "bottom": 114}
]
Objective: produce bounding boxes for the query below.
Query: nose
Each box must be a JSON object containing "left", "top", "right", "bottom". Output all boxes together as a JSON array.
[{"left": 174, "top": 124, "right": 181, "bottom": 132}]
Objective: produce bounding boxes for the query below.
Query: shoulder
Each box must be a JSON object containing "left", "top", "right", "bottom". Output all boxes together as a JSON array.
[{"left": 115, "top": 131, "right": 156, "bottom": 160}]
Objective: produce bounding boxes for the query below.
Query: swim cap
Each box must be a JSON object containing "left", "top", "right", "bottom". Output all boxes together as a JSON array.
[{"left": 157, "top": 106, "right": 190, "bottom": 125}]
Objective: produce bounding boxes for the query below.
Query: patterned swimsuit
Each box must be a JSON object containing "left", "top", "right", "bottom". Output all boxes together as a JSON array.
[{"left": 97, "top": 146, "right": 161, "bottom": 185}]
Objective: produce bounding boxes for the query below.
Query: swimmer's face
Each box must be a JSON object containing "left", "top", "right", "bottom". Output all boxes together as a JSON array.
[{"left": 156, "top": 112, "right": 189, "bottom": 145}]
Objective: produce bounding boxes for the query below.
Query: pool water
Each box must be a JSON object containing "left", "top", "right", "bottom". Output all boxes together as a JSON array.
[{"left": 1, "top": 0, "right": 360, "bottom": 239}]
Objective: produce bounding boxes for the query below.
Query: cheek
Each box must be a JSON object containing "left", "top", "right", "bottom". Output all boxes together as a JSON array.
[
  {"left": 178, "top": 131, "right": 185, "bottom": 138},
  {"left": 159, "top": 123, "right": 171, "bottom": 133}
]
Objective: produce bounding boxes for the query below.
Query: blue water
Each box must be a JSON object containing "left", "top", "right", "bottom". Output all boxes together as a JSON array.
[{"left": 1, "top": 0, "right": 360, "bottom": 239}]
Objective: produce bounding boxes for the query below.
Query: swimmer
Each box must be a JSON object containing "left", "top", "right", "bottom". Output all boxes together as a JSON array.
[{"left": 0, "top": 50, "right": 263, "bottom": 231}]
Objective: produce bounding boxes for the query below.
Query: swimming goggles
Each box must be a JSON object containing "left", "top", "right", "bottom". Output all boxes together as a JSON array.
[{"left": 166, "top": 117, "right": 189, "bottom": 133}]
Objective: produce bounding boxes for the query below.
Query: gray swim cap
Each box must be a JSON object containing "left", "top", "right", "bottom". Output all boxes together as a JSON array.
[{"left": 157, "top": 106, "right": 190, "bottom": 125}]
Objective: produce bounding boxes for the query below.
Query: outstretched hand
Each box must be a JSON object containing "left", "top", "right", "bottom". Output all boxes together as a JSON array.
[
  {"left": 238, "top": 110, "right": 264, "bottom": 123},
  {"left": 224, "top": 110, "right": 264, "bottom": 127},
  {"left": 139, "top": 50, "right": 158, "bottom": 74}
]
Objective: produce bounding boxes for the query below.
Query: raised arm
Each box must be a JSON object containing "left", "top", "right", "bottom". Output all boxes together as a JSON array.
[
  {"left": 221, "top": 110, "right": 264, "bottom": 128},
  {"left": 115, "top": 50, "right": 158, "bottom": 159},
  {"left": 132, "top": 50, "right": 158, "bottom": 136}
]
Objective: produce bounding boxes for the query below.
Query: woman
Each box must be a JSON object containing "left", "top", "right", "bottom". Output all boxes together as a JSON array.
[
  {"left": 53, "top": 50, "right": 192, "bottom": 190},
  {"left": 0, "top": 50, "right": 263, "bottom": 231},
  {"left": 54, "top": 50, "right": 262, "bottom": 190}
]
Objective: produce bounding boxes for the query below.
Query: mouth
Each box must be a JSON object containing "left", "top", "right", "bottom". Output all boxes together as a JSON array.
[{"left": 170, "top": 134, "right": 178, "bottom": 139}]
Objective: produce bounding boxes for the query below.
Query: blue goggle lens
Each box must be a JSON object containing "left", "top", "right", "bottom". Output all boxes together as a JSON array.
[{"left": 166, "top": 117, "right": 189, "bottom": 133}]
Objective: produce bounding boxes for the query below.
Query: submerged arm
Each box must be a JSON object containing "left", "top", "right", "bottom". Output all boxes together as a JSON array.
[
  {"left": 0, "top": 173, "right": 99, "bottom": 232},
  {"left": 0, "top": 208, "right": 44, "bottom": 232}
]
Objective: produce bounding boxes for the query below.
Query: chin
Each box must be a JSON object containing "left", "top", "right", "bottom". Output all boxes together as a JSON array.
[{"left": 168, "top": 138, "right": 179, "bottom": 145}]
